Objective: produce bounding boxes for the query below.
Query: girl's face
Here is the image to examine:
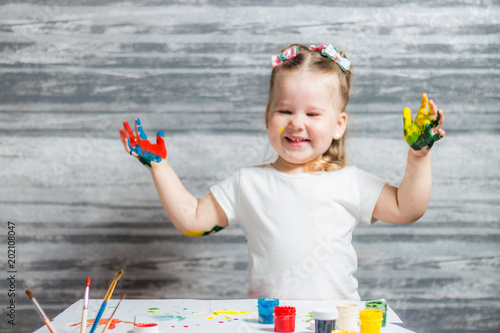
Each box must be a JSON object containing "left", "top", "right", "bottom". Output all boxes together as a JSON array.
[{"left": 266, "top": 70, "right": 347, "bottom": 173}]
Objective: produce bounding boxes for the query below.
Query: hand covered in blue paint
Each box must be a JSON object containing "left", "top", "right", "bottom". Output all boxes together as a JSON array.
[
  {"left": 119, "top": 118, "right": 167, "bottom": 167},
  {"left": 403, "top": 93, "right": 445, "bottom": 156}
]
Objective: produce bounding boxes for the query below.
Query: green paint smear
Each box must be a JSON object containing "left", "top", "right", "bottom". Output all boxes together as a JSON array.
[
  {"left": 404, "top": 105, "right": 443, "bottom": 151},
  {"left": 151, "top": 314, "right": 186, "bottom": 321},
  {"left": 200, "top": 225, "right": 225, "bottom": 237},
  {"left": 147, "top": 308, "right": 160, "bottom": 313},
  {"left": 139, "top": 156, "right": 153, "bottom": 168}
]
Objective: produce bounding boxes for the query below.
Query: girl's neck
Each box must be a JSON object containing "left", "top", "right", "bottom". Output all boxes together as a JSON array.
[{"left": 271, "top": 156, "right": 320, "bottom": 174}]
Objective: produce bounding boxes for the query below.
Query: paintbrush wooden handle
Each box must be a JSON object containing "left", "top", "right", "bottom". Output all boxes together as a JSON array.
[
  {"left": 101, "top": 319, "right": 112, "bottom": 333},
  {"left": 44, "top": 318, "right": 58, "bottom": 333},
  {"left": 80, "top": 308, "right": 87, "bottom": 333},
  {"left": 103, "top": 281, "right": 116, "bottom": 302}
]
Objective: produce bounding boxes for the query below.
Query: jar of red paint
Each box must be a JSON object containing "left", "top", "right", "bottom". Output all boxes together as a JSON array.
[{"left": 274, "top": 306, "right": 296, "bottom": 332}]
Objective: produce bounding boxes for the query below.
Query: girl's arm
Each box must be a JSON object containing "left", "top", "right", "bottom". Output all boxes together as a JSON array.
[
  {"left": 149, "top": 161, "right": 228, "bottom": 237},
  {"left": 120, "top": 119, "right": 228, "bottom": 237},
  {"left": 372, "top": 93, "right": 445, "bottom": 224}
]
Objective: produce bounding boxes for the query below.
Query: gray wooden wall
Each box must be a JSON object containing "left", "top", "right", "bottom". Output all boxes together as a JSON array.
[{"left": 1, "top": 1, "right": 499, "bottom": 332}]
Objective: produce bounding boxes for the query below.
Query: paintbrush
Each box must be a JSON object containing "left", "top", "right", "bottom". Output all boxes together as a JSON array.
[
  {"left": 25, "top": 289, "right": 58, "bottom": 333},
  {"left": 101, "top": 293, "right": 126, "bottom": 333},
  {"left": 80, "top": 277, "right": 91, "bottom": 333},
  {"left": 89, "top": 269, "right": 123, "bottom": 333}
]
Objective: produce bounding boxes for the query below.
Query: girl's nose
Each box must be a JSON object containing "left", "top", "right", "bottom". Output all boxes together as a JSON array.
[{"left": 288, "top": 114, "right": 306, "bottom": 131}]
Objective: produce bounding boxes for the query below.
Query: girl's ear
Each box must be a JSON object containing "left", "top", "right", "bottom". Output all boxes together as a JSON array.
[{"left": 336, "top": 112, "right": 348, "bottom": 138}]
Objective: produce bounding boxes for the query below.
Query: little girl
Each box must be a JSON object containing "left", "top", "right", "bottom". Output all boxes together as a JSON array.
[{"left": 119, "top": 43, "right": 445, "bottom": 301}]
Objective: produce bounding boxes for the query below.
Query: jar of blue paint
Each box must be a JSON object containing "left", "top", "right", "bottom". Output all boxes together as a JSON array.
[
  {"left": 257, "top": 298, "right": 279, "bottom": 324},
  {"left": 313, "top": 308, "right": 338, "bottom": 333}
]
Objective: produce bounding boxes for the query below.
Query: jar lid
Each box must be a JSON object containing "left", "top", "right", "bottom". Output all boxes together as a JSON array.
[
  {"left": 365, "top": 299, "right": 387, "bottom": 309},
  {"left": 274, "top": 306, "right": 296, "bottom": 315},
  {"left": 313, "top": 308, "right": 338, "bottom": 320},
  {"left": 258, "top": 298, "right": 279, "bottom": 307}
]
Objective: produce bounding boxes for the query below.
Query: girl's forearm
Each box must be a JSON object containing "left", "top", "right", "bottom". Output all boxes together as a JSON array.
[
  {"left": 396, "top": 149, "right": 432, "bottom": 222},
  {"left": 149, "top": 161, "right": 200, "bottom": 233}
]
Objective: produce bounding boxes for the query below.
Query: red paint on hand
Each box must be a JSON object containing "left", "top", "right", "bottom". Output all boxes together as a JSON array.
[{"left": 120, "top": 120, "right": 167, "bottom": 166}]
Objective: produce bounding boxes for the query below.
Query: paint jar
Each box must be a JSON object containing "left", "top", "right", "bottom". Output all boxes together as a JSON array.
[
  {"left": 365, "top": 300, "right": 387, "bottom": 326},
  {"left": 313, "top": 308, "right": 338, "bottom": 333},
  {"left": 336, "top": 304, "right": 359, "bottom": 331},
  {"left": 258, "top": 298, "right": 279, "bottom": 324},
  {"left": 273, "top": 306, "right": 296, "bottom": 332},
  {"left": 359, "top": 309, "right": 383, "bottom": 333}
]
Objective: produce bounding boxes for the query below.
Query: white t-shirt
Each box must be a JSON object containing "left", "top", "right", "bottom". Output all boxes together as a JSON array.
[{"left": 210, "top": 164, "right": 386, "bottom": 301}]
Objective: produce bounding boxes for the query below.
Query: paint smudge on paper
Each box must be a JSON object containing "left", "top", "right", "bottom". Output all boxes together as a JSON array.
[
  {"left": 206, "top": 309, "right": 256, "bottom": 320},
  {"left": 71, "top": 318, "right": 133, "bottom": 329},
  {"left": 147, "top": 308, "right": 160, "bottom": 313},
  {"left": 150, "top": 314, "right": 186, "bottom": 321},
  {"left": 191, "top": 312, "right": 208, "bottom": 315},
  {"left": 146, "top": 307, "right": 187, "bottom": 321},
  {"left": 302, "top": 312, "right": 314, "bottom": 323}
]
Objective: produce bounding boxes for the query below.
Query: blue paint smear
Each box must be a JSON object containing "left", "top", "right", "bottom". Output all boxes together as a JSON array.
[
  {"left": 136, "top": 118, "right": 148, "bottom": 140},
  {"left": 150, "top": 314, "right": 187, "bottom": 322}
]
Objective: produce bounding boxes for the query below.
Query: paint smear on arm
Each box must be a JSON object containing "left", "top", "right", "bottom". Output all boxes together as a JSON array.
[{"left": 182, "top": 225, "right": 225, "bottom": 237}]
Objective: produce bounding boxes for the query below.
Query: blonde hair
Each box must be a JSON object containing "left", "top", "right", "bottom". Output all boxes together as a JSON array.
[{"left": 267, "top": 44, "right": 353, "bottom": 172}]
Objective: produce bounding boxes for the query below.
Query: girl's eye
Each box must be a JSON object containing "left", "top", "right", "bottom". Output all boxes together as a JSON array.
[
  {"left": 278, "top": 110, "right": 292, "bottom": 114},
  {"left": 307, "top": 113, "right": 319, "bottom": 117}
]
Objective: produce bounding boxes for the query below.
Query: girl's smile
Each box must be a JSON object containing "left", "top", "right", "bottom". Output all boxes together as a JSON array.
[
  {"left": 284, "top": 135, "right": 310, "bottom": 147},
  {"left": 266, "top": 70, "right": 347, "bottom": 173}
]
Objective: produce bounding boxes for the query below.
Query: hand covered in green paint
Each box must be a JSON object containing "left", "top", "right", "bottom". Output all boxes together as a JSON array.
[{"left": 403, "top": 93, "right": 445, "bottom": 155}]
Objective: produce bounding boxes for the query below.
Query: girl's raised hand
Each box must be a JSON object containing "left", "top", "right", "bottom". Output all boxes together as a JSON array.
[
  {"left": 119, "top": 118, "right": 167, "bottom": 167},
  {"left": 403, "top": 93, "right": 445, "bottom": 155}
]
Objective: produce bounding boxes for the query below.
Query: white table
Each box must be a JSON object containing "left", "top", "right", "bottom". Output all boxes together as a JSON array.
[{"left": 33, "top": 299, "right": 416, "bottom": 333}]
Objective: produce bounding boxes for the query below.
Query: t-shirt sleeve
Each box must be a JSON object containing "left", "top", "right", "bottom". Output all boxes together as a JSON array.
[
  {"left": 353, "top": 167, "right": 388, "bottom": 224},
  {"left": 210, "top": 170, "right": 240, "bottom": 226}
]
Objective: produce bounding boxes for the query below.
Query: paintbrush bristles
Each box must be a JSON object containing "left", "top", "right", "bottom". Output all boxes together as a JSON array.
[
  {"left": 103, "top": 269, "right": 124, "bottom": 301},
  {"left": 120, "top": 293, "right": 126, "bottom": 300},
  {"left": 25, "top": 289, "right": 34, "bottom": 299},
  {"left": 114, "top": 269, "right": 123, "bottom": 281},
  {"left": 86, "top": 277, "right": 91, "bottom": 287}
]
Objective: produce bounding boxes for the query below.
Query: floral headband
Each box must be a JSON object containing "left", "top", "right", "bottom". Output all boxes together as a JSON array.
[{"left": 271, "top": 44, "right": 351, "bottom": 71}]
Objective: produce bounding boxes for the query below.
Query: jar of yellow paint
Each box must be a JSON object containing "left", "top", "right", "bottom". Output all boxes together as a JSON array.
[{"left": 359, "top": 309, "right": 383, "bottom": 333}]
